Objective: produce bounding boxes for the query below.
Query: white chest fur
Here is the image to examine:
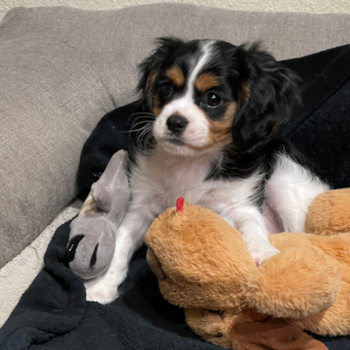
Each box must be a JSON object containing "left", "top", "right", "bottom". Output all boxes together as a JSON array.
[{"left": 129, "top": 149, "right": 262, "bottom": 217}]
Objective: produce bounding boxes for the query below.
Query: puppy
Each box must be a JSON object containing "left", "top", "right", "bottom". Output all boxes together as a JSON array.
[{"left": 84, "top": 38, "right": 329, "bottom": 304}]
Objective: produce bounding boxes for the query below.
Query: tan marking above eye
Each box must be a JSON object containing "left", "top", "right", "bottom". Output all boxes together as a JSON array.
[
  {"left": 195, "top": 73, "right": 220, "bottom": 93},
  {"left": 166, "top": 66, "right": 185, "bottom": 87}
]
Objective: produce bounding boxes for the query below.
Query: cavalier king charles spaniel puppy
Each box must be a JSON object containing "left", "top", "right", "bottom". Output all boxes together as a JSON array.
[{"left": 84, "top": 38, "right": 329, "bottom": 304}]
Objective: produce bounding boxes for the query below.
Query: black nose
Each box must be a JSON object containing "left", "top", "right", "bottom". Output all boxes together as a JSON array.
[{"left": 166, "top": 115, "right": 189, "bottom": 134}]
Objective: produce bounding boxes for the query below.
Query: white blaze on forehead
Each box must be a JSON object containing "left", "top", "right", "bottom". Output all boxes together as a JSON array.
[
  {"left": 186, "top": 41, "right": 213, "bottom": 100},
  {"left": 154, "top": 41, "right": 214, "bottom": 150}
]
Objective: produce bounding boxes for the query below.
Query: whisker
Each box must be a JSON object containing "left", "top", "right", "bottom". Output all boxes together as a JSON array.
[
  {"left": 130, "top": 120, "right": 153, "bottom": 130},
  {"left": 120, "top": 121, "right": 153, "bottom": 134},
  {"left": 137, "top": 123, "right": 154, "bottom": 147},
  {"left": 131, "top": 116, "right": 156, "bottom": 125},
  {"left": 138, "top": 128, "right": 152, "bottom": 143},
  {"left": 121, "top": 126, "right": 150, "bottom": 134},
  {"left": 128, "top": 112, "right": 156, "bottom": 122},
  {"left": 137, "top": 128, "right": 151, "bottom": 143}
]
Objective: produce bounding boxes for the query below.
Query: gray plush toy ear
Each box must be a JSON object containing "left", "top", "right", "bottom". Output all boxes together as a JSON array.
[{"left": 67, "top": 150, "right": 130, "bottom": 280}]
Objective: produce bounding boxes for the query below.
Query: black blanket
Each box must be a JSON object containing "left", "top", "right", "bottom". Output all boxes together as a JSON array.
[{"left": 1, "top": 45, "right": 350, "bottom": 350}]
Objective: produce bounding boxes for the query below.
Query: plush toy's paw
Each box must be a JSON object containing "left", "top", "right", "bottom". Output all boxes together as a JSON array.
[
  {"left": 251, "top": 246, "right": 341, "bottom": 319},
  {"left": 250, "top": 245, "right": 280, "bottom": 266},
  {"left": 84, "top": 268, "right": 127, "bottom": 304},
  {"left": 185, "top": 309, "right": 234, "bottom": 348}
]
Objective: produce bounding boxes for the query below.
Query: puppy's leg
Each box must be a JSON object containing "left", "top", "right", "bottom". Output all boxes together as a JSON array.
[
  {"left": 266, "top": 154, "right": 329, "bottom": 232},
  {"left": 221, "top": 205, "right": 279, "bottom": 265},
  {"left": 84, "top": 207, "right": 155, "bottom": 304}
]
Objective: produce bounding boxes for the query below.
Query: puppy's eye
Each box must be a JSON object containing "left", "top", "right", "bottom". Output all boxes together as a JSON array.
[
  {"left": 160, "top": 83, "right": 173, "bottom": 98},
  {"left": 205, "top": 92, "right": 222, "bottom": 107}
]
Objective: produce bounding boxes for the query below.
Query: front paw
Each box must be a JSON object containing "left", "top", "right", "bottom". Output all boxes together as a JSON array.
[
  {"left": 250, "top": 245, "right": 280, "bottom": 266},
  {"left": 84, "top": 277, "right": 118, "bottom": 304},
  {"left": 85, "top": 284, "right": 118, "bottom": 305},
  {"left": 83, "top": 268, "right": 127, "bottom": 304}
]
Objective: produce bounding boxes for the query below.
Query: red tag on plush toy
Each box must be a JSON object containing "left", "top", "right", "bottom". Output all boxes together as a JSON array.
[{"left": 176, "top": 197, "right": 184, "bottom": 212}]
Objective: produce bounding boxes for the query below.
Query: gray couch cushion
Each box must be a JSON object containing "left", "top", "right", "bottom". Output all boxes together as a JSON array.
[{"left": 1, "top": 4, "right": 350, "bottom": 268}]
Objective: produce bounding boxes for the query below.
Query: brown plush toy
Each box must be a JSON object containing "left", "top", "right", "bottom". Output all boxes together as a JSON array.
[{"left": 145, "top": 191, "right": 350, "bottom": 350}]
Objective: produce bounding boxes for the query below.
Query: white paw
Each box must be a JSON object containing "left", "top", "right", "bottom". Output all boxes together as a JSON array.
[
  {"left": 85, "top": 284, "right": 118, "bottom": 305},
  {"left": 249, "top": 245, "right": 280, "bottom": 266},
  {"left": 84, "top": 278, "right": 118, "bottom": 305},
  {"left": 84, "top": 266, "right": 128, "bottom": 304}
]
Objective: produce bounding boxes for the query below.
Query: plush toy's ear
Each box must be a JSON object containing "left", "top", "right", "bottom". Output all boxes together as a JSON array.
[
  {"left": 232, "top": 43, "right": 301, "bottom": 152},
  {"left": 137, "top": 37, "right": 184, "bottom": 110},
  {"left": 91, "top": 149, "right": 129, "bottom": 213},
  {"left": 234, "top": 318, "right": 327, "bottom": 350}
]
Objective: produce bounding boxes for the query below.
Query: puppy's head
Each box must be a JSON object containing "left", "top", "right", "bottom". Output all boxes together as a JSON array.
[{"left": 138, "top": 38, "right": 300, "bottom": 157}]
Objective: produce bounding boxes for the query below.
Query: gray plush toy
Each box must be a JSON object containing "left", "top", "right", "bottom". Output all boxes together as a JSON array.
[{"left": 66, "top": 150, "right": 130, "bottom": 280}]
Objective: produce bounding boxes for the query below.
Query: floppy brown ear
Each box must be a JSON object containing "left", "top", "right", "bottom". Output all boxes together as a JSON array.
[{"left": 233, "top": 318, "right": 327, "bottom": 350}]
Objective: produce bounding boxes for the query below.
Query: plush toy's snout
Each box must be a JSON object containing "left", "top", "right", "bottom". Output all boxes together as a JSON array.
[{"left": 67, "top": 216, "right": 118, "bottom": 279}]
